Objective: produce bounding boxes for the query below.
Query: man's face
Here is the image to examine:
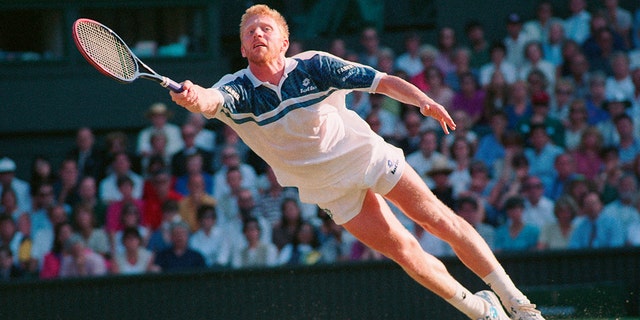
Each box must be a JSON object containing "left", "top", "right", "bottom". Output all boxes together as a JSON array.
[{"left": 241, "top": 15, "right": 289, "bottom": 64}]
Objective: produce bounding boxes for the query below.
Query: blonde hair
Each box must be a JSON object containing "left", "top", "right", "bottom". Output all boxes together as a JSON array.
[{"left": 239, "top": 4, "right": 289, "bottom": 40}]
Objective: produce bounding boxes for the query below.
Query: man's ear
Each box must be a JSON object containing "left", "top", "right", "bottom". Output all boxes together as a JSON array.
[
  {"left": 241, "top": 46, "right": 247, "bottom": 58},
  {"left": 281, "top": 38, "right": 290, "bottom": 54}
]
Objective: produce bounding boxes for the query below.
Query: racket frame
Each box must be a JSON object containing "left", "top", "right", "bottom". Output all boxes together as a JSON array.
[{"left": 72, "top": 18, "right": 183, "bottom": 92}]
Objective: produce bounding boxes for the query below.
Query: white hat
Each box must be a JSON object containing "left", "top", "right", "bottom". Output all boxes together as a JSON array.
[{"left": 0, "top": 157, "right": 16, "bottom": 173}]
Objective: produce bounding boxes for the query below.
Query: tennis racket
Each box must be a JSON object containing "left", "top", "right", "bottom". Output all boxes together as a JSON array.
[{"left": 72, "top": 18, "right": 183, "bottom": 92}]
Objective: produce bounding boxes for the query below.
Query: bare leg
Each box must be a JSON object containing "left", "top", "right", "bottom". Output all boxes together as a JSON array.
[
  {"left": 383, "top": 165, "right": 501, "bottom": 278},
  {"left": 342, "top": 189, "right": 460, "bottom": 299}
]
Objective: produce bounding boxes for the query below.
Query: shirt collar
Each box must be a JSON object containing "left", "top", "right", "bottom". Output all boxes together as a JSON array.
[{"left": 245, "top": 57, "right": 297, "bottom": 88}]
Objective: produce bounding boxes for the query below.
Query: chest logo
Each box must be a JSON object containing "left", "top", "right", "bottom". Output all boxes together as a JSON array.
[{"left": 300, "top": 78, "right": 317, "bottom": 94}]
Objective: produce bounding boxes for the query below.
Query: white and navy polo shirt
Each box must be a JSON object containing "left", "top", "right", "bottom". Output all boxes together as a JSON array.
[{"left": 206, "top": 51, "right": 386, "bottom": 189}]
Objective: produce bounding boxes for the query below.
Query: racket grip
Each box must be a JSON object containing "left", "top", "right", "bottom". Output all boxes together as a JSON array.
[{"left": 163, "top": 77, "right": 184, "bottom": 93}]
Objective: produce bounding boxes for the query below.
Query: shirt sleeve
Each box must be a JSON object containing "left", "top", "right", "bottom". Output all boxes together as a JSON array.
[{"left": 308, "top": 51, "right": 383, "bottom": 92}]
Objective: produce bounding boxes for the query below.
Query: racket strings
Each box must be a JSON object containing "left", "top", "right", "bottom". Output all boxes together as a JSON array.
[{"left": 75, "top": 22, "right": 137, "bottom": 80}]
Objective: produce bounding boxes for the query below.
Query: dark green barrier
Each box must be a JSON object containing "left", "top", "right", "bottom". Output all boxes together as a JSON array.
[{"left": 1, "top": 248, "right": 638, "bottom": 320}]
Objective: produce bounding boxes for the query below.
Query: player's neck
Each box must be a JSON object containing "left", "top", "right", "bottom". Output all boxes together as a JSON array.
[{"left": 249, "top": 56, "right": 286, "bottom": 85}]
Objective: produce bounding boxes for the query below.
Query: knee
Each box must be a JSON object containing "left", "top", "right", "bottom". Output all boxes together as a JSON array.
[{"left": 388, "top": 232, "right": 424, "bottom": 265}]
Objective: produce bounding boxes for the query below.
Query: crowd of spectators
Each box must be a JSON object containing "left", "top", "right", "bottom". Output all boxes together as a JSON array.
[{"left": 1, "top": 0, "right": 640, "bottom": 281}]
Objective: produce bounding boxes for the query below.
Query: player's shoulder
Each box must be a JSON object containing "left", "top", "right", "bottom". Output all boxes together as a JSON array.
[{"left": 212, "top": 68, "right": 252, "bottom": 89}]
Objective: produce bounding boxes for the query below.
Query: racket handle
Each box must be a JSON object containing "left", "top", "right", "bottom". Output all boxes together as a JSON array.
[{"left": 162, "top": 77, "right": 184, "bottom": 93}]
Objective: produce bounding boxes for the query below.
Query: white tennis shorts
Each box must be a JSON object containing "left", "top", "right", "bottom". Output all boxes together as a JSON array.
[{"left": 298, "top": 142, "right": 405, "bottom": 225}]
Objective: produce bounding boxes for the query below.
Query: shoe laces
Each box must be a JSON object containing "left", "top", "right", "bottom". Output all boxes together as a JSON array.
[{"left": 510, "top": 298, "right": 543, "bottom": 319}]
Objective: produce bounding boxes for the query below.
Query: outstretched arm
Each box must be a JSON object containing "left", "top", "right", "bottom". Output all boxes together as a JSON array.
[
  {"left": 375, "top": 74, "right": 456, "bottom": 134},
  {"left": 169, "top": 80, "right": 224, "bottom": 117}
]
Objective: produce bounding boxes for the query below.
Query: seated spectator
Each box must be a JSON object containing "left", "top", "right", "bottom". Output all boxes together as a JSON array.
[
  {"left": 188, "top": 205, "right": 231, "bottom": 268},
  {"left": 448, "top": 138, "right": 475, "bottom": 197},
  {"left": 0, "top": 188, "right": 22, "bottom": 222},
  {"left": 53, "top": 158, "right": 80, "bottom": 208},
  {"left": 503, "top": 81, "right": 532, "bottom": 130},
  {"left": 0, "top": 244, "right": 24, "bottom": 281},
  {"left": 173, "top": 154, "right": 214, "bottom": 197},
  {"left": 460, "top": 161, "right": 498, "bottom": 223},
  {"left": 435, "top": 26, "right": 457, "bottom": 76},
  {"left": 410, "top": 45, "right": 438, "bottom": 93},
  {"left": 155, "top": 221, "right": 206, "bottom": 272},
  {"left": 105, "top": 176, "right": 145, "bottom": 235},
  {"left": 445, "top": 47, "right": 476, "bottom": 92},
  {"left": 523, "top": 123, "right": 565, "bottom": 192},
  {"left": 255, "top": 166, "right": 301, "bottom": 227},
  {"left": 99, "top": 131, "right": 141, "bottom": 180},
  {"left": 113, "top": 227, "right": 158, "bottom": 275},
  {"left": 605, "top": 52, "right": 634, "bottom": 101},
  {"left": 596, "top": 147, "right": 623, "bottom": 205},
  {"left": 59, "top": 234, "right": 108, "bottom": 278},
  {"left": 39, "top": 221, "right": 73, "bottom": 280},
  {"left": 423, "top": 66, "right": 454, "bottom": 109},
  {"left": 230, "top": 218, "right": 278, "bottom": 269},
  {"left": 0, "top": 157, "right": 31, "bottom": 217},
  {"left": 76, "top": 176, "right": 108, "bottom": 228},
  {"left": 474, "top": 111, "right": 508, "bottom": 176},
  {"left": 584, "top": 72, "right": 611, "bottom": 125},
  {"left": 139, "top": 130, "right": 171, "bottom": 178},
  {"left": 518, "top": 41, "right": 557, "bottom": 92},
  {"left": 406, "top": 130, "right": 448, "bottom": 187},
  {"left": 395, "top": 32, "right": 424, "bottom": 77},
  {"left": 568, "top": 192, "right": 625, "bottom": 249},
  {"left": 425, "top": 159, "right": 456, "bottom": 209},
  {"left": 185, "top": 113, "right": 216, "bottom": 153},
  {"left": 99, "top": 152, "right": 144, "bottom": 204},
  {"left": 479, "top": 42, "right": 517, "bottom": 87},
  {"left": 112, "top": 202, "right": 150, "bottom": 256},
  {"left": 522, "top": 175, "right": 556, "bottom": 230},
  {"left": 136, "top": 102, "right": 183, "bottom": 161},
  {"left": 456, "top": 196, "right": 495, "bottom": 250},
  {"left": 572, "top": 126, "right": 604, "bottom": 180},
  {"left": 271, "top": 198, "right": 304, "bottom": 252},
  {"left": 481, "top": 70, "right": 510, "bottom": 121},
  {"left": 142, "top": 169, "right": 182, "bottom": 230},
  {"left": 147, "top": 200, "right": 181, "bottom": 253},
  {"left": 395, "top": 108, "right": 423, "bottom": 156},
  {"left": 277, "top": 222, "right": 321, "bottom": 266},
  {"left": 464, "top": 20, "right": 491, "bottom": 70},
  {"left": 601, "top": 174, "right": 639, "bottom": 236},
  {"left": 494, "top": 196, "right": 540, "bottom": 252},
  {"left": 72, "top": 204, "right": 110, "bottom": 257},
  {"left": 613, "top": 114, "right": 640, "bottom": 170},
  {"left": 178, "top": 173, "right": 217, "bottom": 232},
  {"left": 598, "top": 92, "right": 632, "bottom": 147},
  {"left": 316, "top": 208, "right": 355, "bottom": 264},
  {"left": 171, "top": 123, "right": 214, "bottom": 177},
  {"left": 550, "top": 79, "right": 575, "bottom": 124},
  {"left": 564, "top": 99, "right": 590, "bottom": 151},
  {"left": 29, "top": 155, "right": 55, "bottom": 196},
  {"left": 66, "top": 127, "right": 103, "bottom": 181},
  {"left": 537, "top": 195, "right": 578, "bottom": 250},
  {"left": 451, "top": 74, "right": 486, "bottom": 129},
  {"left": 542, "top": 21, "right": 566, "bottom": 69},
  {"left": 565, "top": 52, "right": 591, "bottom": 99},
  {"left": 212, "top": 146, "right": 258, "bottom": 204},
  {"left": 547, "top": 152, "right": 578, "bottom": 200}
]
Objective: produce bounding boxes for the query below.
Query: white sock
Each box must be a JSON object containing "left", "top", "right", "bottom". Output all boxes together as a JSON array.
[
  {"left": 446, "top": 285, "right": 487, "bottom": 319},
  {"left": 482, "top": 267, "right": 525, "bottom": 304}
]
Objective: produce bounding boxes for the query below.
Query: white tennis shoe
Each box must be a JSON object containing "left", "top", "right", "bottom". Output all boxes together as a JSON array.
[
  {"left": 507, "top": 296, "right": 545, "bottom": 320},
  {"left": 474, "top": 290, "right": 510, "bottom": 320}
]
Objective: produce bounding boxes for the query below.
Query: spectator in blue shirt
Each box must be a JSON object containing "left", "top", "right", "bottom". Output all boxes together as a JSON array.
[{"left": 568, "top": 192, "right": 625, "bottom": 249}]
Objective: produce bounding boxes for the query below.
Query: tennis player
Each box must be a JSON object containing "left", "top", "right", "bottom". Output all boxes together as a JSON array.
[{"left": 170, "top": 4, "right": 544, "bottom": 320}]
